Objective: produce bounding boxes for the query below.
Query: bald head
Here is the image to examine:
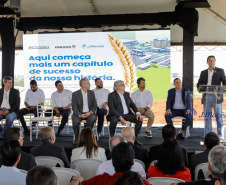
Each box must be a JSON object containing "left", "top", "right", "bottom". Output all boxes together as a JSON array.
[
  {"left": 109, "top": 134, "right": 127, "bottom": 152},
  {"left": 40, "top": 127, "right": 55, "bottom": 143},
  {"left": 122, "top": 127, "right": 135, "bottom": 144}
]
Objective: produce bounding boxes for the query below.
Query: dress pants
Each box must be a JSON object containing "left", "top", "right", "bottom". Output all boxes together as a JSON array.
[
  {"left": 109, "top": 113, "right": 143, "bottom": 137},
  {"left": 165, "top": 109, "right": 191, "bottom": 131},
  {"left": 19, "top": 108, "right": 37, "bottom": 132},
  {"left": 97, "top": 107, "right": 107, "bottom": 133},
  {"left": 72, "top": 113, "right": 96, "bottom": 140}
]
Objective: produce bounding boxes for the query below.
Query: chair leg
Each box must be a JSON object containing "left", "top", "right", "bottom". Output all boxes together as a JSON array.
[
  {"left": 30, "top": 120, "right": 32, "bottom": 142},
  {"left": 36, "top": 122, "right": 39, "bottom": 139},
  {"left": 95, "top": 123, "right": 99, "bottom": 141},
  {"left": 67, "top": 121, "right": 69, "bottom": 135}
]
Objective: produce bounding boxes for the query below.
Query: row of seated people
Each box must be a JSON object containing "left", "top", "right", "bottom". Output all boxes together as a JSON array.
[
  {"left": 0, "top": 128, "right": 225, "bottom": 185},
  {"left": 0, "top": 75, "right": 191, "bottom": 144},
  {"left": 0, "top": 124, "right": 221, "bottom": 181}
]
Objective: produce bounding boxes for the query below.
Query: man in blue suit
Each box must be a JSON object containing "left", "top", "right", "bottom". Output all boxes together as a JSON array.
[{"left": 165, "top": 78, "right": 192, "bottom": 139}]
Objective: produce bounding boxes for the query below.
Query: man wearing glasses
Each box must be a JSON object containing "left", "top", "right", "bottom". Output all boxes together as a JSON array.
[
  {"left": 72, "top": 78, "right": 97, "bottom": 144},
  {"left": 107, "top": 80, "right": 143, "bottom": 146},
  {"left": 92, "top": 78, "right": 110, "bottom": 137}
]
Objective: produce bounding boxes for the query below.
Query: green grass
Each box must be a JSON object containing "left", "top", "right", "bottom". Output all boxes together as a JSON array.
[{"left": 133, "top": 66, "right": 171, "bottom": 100}]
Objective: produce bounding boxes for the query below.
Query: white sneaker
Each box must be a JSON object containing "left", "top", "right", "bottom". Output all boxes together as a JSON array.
[{"left": 145, "top": 131, "right": 153, "bottom": 138}]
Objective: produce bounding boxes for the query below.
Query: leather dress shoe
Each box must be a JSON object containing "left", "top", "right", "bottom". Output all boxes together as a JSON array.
[
  {"left": 134, "top": 139, "right": 143, "bottom": 147},
  {"left": 177, "top": 133, "right": 185, "bottom": 139}
]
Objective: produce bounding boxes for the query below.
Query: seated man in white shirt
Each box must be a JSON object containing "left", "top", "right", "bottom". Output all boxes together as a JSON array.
[
  {"left": 131, "top": 77, "right": 154, "bottom": 137},
  {"left": 96, "top": 134, "right": 146, "bottom": 180},
  {"left": 47, "top": 80, "right": 72, "bottom": 135},
  {"left": 0, "top": 140, "right": 26, "bottom": 185},
  {"left": 19, "top": 80, "right": 45, "bottom": 135},
  {"left": 92, "top": 78, "right": 110, "bottom": 136}
]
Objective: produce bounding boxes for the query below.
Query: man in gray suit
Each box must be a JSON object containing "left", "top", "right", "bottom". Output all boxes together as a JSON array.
[{"left": 72, "top": 78, "right": 97, "bottom": 144}]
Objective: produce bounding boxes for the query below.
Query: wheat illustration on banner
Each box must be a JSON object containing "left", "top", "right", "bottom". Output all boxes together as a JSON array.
[{"left": 108, "top": 34, "right": 137, "bottom": 93}]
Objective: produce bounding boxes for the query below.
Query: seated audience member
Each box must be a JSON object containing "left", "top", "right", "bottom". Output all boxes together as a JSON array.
[
  {"left": 216, "top": 169, "right": 226, "bottom": 185},
  {"left": 171, "top": 145, "right": 226, "bottom": 185},
  {"left": 30, "top": 127, "right": 70, "bottom": 168},
  {"left": 114, "top": 171, "right": 144, "bottom": 185},
  {"left": 2, "top": 128, "right": 36, "bottom": 171},
  {"left": 148, "top": 138, "right": 191, "bottom": 182},
  {"left": 190, "top": 132, "right": 220, "bottom": 180},
  {"left": 19, "top": 80, "right": 45, "bottom": 135},
  {"left": 107, "top": 80, "right": 143, "bottom": 146},
  {"left": 0, "top": 140, "right": 26, "bottom": 185},
  {"left": 71, "top": 142, "right": 150, "bottom": 185},
  {"left": 71, "top": 128, "right": 107, "bottom": 162},
  {"left": 96, "top": 134, "right": 146, "bottom": 180},
  {"left": 122, "top": 127, "right": 148, "bottom": 169},
  {"left": 148, "top": 124, "right": 188, "bottom": 166}
]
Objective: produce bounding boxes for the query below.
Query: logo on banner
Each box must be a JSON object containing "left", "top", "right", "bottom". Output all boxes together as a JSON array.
[
  {"left": 82, "top": 44, "right": 104, "bottom": 49},
  {"left": 55, "top": 45, "right": 76, "bottom": 49},
  {"left": 28, "top": 46, "right": 49, "bottom": 49}
]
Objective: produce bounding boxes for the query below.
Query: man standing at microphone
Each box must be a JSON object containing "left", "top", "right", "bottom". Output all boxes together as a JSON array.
[{"left": 197, "top": 55, "right": 226, "bottom": 139}]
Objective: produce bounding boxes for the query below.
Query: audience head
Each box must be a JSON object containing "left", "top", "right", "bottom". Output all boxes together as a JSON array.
[
  {"left": 40, "top": 127, "right": 56, "bottom": 144},
  {"left": 80, "top": 78, "right": 90, "bottom": 90},
  {"left": 26, "top": 166, "right": 57, "bottom": 185},
  {"left": 137, "top": 77, "right": 145, "bottom": 89},
  {"left": 95, "top": 78, "right": 103, "bottom": 89},
  {"left": 4, "top": 127, "right": 23, "bottom": 146},
  {"left": 78, "top": 127, "right": 98, "bottom": 158},
  {"left": 112, "top": 142, "right": 134, "bottom": 173},
  {"left": 1, "top": 140, "right": 21, "bottom": 167},
  {"left": 161, "top": 124, "right": 176, "bottom": 140},
  {"left": 114, "top": 171, "right": 143, "bottom": 185},
  {"left": 122, "top": 127, "right": 135, "bottom": 144},
  {"left": 157, "top": 138, "right": 185, "bottom": 175},
  {"left": 109, "top": 133, "right": 127, "bottom": 152},
  {"left": 216, "top": 169, "right": 226, "bottom": 185},
  {"left": 3, "top": 76, "right": 13, "bottom": 89},
  {"left": 204, "top": 132, "right": 220, "bottom": 150},
  {"left": 30, "top": 80, "right": 38, "bottom": 92},
  {"left": 114, "top": 80, "right": 125, "bottom": 92},
  {"left": 208, "top": 145, "right": 226, "bottom": 178}
]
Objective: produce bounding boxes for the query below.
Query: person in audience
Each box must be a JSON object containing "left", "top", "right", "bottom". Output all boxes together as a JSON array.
[
  {"left": 72, "top": 78, "right": 97, "bottom": 144},
  {"left": 131, "top": 77, "right": 154, "bottom": 137},
  {"left": 148, "top": 138, "right": 191, "bottom": 181},
  {"left": 148, "top": 124, "right": 188, "bottom": 167},
  {"left": 165, "top": 78, "right": 192, "bottom": 139},
  {"left": 0, "top": 140, "right": 26, "bottom": 185},
  {"left": 92, "top": 78, "right": 110, "bottom": 137},
  {"left": 190, "top": 132, "right": 220, "bottom": 180},
  {"left": 114, "top": 171, "right": 144, "bottom": 185},
  {"left": 47, "top": 80, "right": 72, "bottom": 135},
  {"left": 171, "top": 145, "right": 226, "bottom": 185},
  {"left": 107, "top": 80, "right": 143, "bottom": 146},
  {"left": 2, "top": 127, "right": 37, "bottom": 171},
  {"left": 71, "top": 127, "right": 107, "bottom": 162},
  {"left": 96, "top": 134, "right": 146, "bottom": 180},
  {"left": 19, "top": 80, "right": 45, "bottom": 135},
  {"left": 122, "top": 127, "right": 148, "bottom": 169},
  {"left": 30, "top": 127, "right": 70, "bottom": 168},
  {"left": 26, "top": 165, "right": 58, "bottom": 185},
  {"left": 215, "top": 169, "right": 226, "bottom": 185},
  {"left": 0, "top": 76, "right": 20, "bottom": 139},
  {"left": 71, "top": 142, "right": 151, "bottom": 185}
]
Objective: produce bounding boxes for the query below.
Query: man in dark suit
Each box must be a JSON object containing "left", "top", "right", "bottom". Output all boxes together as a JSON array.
[
  {"left": 108, "top": 80, "right": 143, "bottom": 146},
  {"left": 197, "top": 55, "right": 226, "bottom": 138},
  {"left": 30, "top": 127, "right": 70, "bottom": 168},
  {"left": 72, "top": 78, "right": 97, "bottom": 143},
  {"left": 1, "top": 127, "right": 37, "bottom": 171},
  {"left": 190, "top": 132, "right": 220, "bottom": 180},
  {"left": 0, "top": 76, "right": 20, "bottom": 139},
  {"left": 122, "top": 127, "right": 148, "bottom": 169},
  {"left": 165, "top": 78, "right": 192, "bottom": 139},
  {"left": 148, "top": 124, "right": 188, "bottom": 167}
]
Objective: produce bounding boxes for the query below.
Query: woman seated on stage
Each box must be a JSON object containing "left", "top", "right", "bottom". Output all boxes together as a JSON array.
[
  {"left": 71, "top": 127, "right": 107, "bottom": 162},
  {"left": 148, "top": 138, "right": 191, "bottom": 182}
]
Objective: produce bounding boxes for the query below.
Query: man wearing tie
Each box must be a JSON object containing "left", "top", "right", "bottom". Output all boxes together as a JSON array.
[{"left": 197, "top": 55, "right": 226, "bottom": 138}]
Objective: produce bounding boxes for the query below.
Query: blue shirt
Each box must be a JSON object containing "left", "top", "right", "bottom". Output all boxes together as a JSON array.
[{"left": 173, "top": 89, "right": 186, "bottom": 110}]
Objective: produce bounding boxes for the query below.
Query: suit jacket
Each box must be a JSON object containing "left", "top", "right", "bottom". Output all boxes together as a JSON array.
[
  {"left": 72, "top": 89, "right": 97, "bottom": 117},
  {"left": 166, "top": 87, "right": 192, "bottom": 111},
  {"left": 190, "top": 149, "right": 210, "bottom": 180},
  {"left": 197, "top": 67, "right": 226, "bottom": 104},
  {"left": 108, "top": 91, "right": 138, "bottom": 118},
  {"left": 128, "top": 142, "right": 148, "bottom": 170},
  {"left": 30, "top": 140, "right": 70, "bottom": 168},
  {"left": 0, "top": 88, "right": 20, "bottom": 116},
  {"left": 148, "top": 144, "right": 188, "bottom": 167}
]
